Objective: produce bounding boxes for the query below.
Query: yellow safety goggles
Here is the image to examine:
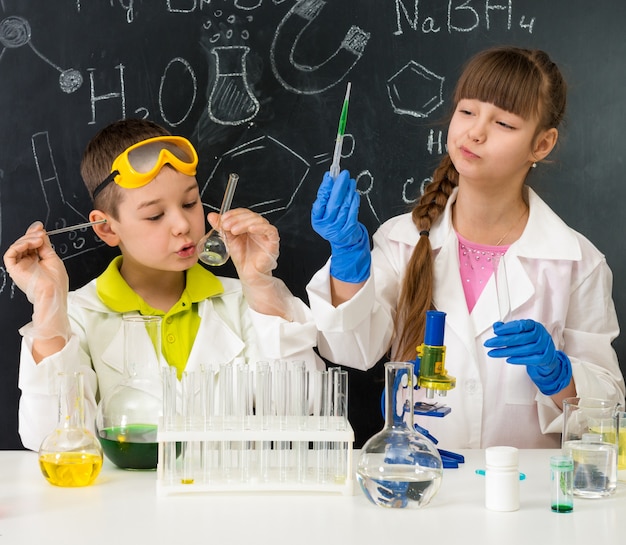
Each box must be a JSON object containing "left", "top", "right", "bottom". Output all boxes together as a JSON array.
[{"left": 92, "top": 136, "right": 198, "bottom": 199}]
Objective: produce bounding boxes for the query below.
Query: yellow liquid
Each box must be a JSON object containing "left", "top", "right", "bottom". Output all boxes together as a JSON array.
[
  {"left": 589, "top": 427, "right": 626, "bottom": 470},
  {"left": 39, "top": 452, "right": 103, "bottom": 487}
]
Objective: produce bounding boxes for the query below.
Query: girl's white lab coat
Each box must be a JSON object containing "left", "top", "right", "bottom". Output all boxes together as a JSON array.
[
  {"left": 307, "top": 187, "right": 625, "bottom": 449},
  {"left": 18, "top": 276, "right": 323, "bottom": 451}
]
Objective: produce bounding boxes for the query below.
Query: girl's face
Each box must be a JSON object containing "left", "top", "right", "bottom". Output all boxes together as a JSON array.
[
  {"left": 447, "top": 98, "right": 552, "bottom": 188},
  {"left": 106, "top": 166, "right": 205, "bottom": 275}
]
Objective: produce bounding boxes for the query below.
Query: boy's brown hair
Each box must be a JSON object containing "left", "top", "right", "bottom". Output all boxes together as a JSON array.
[{"left": 80, "top": 118, "right": 171, "bottom": 217}]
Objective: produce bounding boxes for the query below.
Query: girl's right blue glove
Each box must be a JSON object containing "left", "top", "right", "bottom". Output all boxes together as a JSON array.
[{"left": 311, "top": 170, "right": 371, "bottom": 283}]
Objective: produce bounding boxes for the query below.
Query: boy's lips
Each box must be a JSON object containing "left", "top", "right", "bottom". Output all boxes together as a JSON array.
[{"left": 177, "top": 243, "right": 196, "bottom": 258}]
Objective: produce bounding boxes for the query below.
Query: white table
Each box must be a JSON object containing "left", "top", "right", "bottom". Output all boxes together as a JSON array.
[{"left": 1, "top": 449, "right": 625, "bottom": 545}]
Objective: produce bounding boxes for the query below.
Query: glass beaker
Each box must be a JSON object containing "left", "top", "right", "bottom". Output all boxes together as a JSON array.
[
  {"left": 38, "top": 371, "right": 103, "bottom": 487},
  {"left": 562, "top": 397, "right": 620, "bottom": 497},
  {"left": 96, "top": 315, "right": 163, "bottom": 470},
  {"left": 356, "top": 362, "right": 443, "bottom": 508}
]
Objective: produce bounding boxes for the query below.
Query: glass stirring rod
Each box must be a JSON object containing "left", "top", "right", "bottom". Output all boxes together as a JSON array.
[
  {"left": 46, "top": 219, "right": 107, "bottom": 235},
  {"left": 197, "top": 173, "right": 239, "bottom": 266},
  {"left": 329, "top": 82, "right": 351, "bottom": 179}
]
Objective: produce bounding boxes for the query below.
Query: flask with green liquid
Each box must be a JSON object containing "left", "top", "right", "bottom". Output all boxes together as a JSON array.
[{"left": 96, "top": 315, "right": 163, "bottom": 470}]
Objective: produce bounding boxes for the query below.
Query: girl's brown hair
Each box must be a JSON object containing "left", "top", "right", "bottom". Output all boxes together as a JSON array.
[{"left": 392, "top": 46, "right": 567, "bottom": 361}]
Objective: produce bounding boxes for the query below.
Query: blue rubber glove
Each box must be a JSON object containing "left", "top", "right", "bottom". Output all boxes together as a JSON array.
[
  {"left": 484, "top": 319, "right": 572, "bottom": 396},
  {"left": 311, "top": 170, "right": 371, "bottom": 283}
]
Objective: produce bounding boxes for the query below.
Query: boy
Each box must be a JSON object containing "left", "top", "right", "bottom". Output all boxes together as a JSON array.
[{"left": 4, "top": 118, "right": 323, "bottom": 451}]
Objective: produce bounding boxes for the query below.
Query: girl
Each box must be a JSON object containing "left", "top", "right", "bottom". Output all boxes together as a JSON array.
[{"left": 307, "top": 46, "right": 625, "bottom": 449}]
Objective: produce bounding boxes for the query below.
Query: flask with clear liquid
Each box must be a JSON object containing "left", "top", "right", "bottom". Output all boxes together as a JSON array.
[
  {"left": 563, "top": 433, "right": 617, "bottom": 497},
  {"left": 96, "top": 315, "right": 164, "bottom": 470},
  {"left": 38, "top": 371, "right": 103, "bottom": 487},
  {"left": 356, "top": 361, "right": 443, "bottom": 508}
]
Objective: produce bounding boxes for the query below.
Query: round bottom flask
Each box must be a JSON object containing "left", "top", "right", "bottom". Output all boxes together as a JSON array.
[
  {"left": 38, "top": 372, "right": 103, "bottom": 487},
  {"left": 357, "top": 362, "right": 443, "bottom": 508},
  {"left": 96, "top": 315, "right": 163, "bottom": 470}
]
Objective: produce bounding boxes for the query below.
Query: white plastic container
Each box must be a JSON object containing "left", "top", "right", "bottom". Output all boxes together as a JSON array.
[{"left": 484, "top": 446, "right": 520, "bottom": 511}]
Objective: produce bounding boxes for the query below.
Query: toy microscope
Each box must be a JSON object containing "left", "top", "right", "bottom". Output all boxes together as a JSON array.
[{"left": 411, "top": 310, "right": 463, "bottom": 467}]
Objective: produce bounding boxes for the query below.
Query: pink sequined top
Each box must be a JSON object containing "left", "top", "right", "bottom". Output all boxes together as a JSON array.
[{"left": 457, "top": 232, "right": 509, "bottom": 313}]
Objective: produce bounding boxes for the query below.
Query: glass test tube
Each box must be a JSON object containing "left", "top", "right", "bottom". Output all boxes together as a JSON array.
[
  {"left": 255, "top": 362, "right": 272, "bottom": 481},
  {"left": 200, "top": 365, "right": 217, "bottom": 482},
  {"left": 161, "top": 366, "right": 178, "bottom": 484},
  {"left": 272, "top": 360, "right": 289, "bottom": 481},
  {"left": 236, "top": 365, "right": 253, "bottom": 481},
  {"left": 181, "top": 370, "right": 196, "bottom": 484},
  {"left": 290, "top": 361, "right": 307, "bottom": 482},
  {"left": 219, "top": 362, "right": 234, "bottom": 480}
]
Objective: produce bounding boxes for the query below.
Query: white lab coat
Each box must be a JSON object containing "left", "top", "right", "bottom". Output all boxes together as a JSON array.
[
  {"left": 307, "top": 187, "right": 625, "bottom": 449},
  {"left": 18, "top": 276, "right": 323, "bottom": 451}
]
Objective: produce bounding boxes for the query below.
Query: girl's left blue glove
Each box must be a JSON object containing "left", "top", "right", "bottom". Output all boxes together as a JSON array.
[{"left": 484, "top": 319, "right": 572, "bottom": 395}]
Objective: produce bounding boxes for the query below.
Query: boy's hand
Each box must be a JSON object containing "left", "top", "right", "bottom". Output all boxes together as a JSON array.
[
  {"left": 209, "top": 208, "right": 278, "bottom": 280},
  {"left": 4, "top": 222, "right": 71, "bottom": 348},
  {"left": 3, "top": 221, "right": 68, "bottom": 303}
]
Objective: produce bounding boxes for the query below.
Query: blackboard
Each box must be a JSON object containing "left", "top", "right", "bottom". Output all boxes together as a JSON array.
[{"left": 1, "top": 0, "right": 625, "bottom": 449}]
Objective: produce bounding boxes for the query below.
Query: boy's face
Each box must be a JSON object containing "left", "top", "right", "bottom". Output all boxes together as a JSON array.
[{"left": 108, "top": 166, "right": 205, "bottom": 273}]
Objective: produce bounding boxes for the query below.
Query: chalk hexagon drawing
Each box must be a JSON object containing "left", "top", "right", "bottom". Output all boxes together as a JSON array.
[
  {"left": 200, "top": 135, "right": 309, "bottom": 217},
  {"left": 387, "top": 61, "right": 444, "bottom": 119}
]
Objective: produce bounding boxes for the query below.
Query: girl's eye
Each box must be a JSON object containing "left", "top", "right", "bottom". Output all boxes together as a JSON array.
[
  {"left": 497, "top": 121, "right": 515, "bottom": 129},
  {"left": 183, "top": 199, "right": 198, "bottom": 209}
]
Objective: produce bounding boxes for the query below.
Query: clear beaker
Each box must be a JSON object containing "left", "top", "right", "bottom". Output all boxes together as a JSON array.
[
  {"left": 356, "top": 362, "right": 443, "bottom": 508},
  {"left": 38, "top": 371, "right": 103, "bottom": 487},
  {"left": 96, "top": 315, "right": 163, "bottom": 470},
  {"left": 562, "top": 397, "right": 620, "bottom": 497}
]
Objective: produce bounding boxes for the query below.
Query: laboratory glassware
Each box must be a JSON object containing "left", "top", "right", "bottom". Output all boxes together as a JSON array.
[
  {"left": 550, "top": 455, "right": 574, "bottom": 513},
  {"left": 562, "top": 397, "right": 620, "bottom": 497},
  {"left": 96, "top": 315, "right": 163, "bottom": 470},
  {"left": 38, "top": 371, "right": 103, "bottom": 487},
  {"left": 357, "top": 361, "right": 443, "bottom": 508},
  {"left": 197, "top": 172, "right": 239, "bottom": 266}
]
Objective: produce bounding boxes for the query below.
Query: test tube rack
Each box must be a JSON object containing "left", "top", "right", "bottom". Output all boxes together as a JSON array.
[{"left": 156, "top": 363, "right": 355, "bottom": 496}]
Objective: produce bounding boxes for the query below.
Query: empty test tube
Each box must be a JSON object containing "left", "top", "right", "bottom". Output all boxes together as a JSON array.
[
  {"left": 181, "top": 371, "right": 197, "bottom": 484},
  {"left": 255, "top": 362, "right": 272, "bottom": 481}
]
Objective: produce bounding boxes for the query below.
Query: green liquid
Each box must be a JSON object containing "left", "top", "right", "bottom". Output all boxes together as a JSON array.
[
  {"left": 551, "top": 503, "right": 574, "bottom": 513},
  {"left": 98, "top": 424, "right": 158, "bottom": 470}
]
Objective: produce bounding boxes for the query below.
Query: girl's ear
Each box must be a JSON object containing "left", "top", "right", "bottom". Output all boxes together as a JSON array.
[
  {"left": 532, "top": 127, "right": 558, "bottom": 162},
  {"left": 89, "top": 210, "right": 120, "bottom": 247}
]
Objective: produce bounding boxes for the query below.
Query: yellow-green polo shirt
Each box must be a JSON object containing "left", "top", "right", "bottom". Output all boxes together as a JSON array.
[{"left": 96, "top": 256, "right": 223, "bottom": 378}]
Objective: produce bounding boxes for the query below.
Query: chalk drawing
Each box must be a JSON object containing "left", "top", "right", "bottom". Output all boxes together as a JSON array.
[
  {"left": 387, "top": 61, "right": 444, "bottom": 119},
  {"left": 31, "top": 132, "right": 103, "bottom": 259},
  {"left": 270, "top": 0, "right": 370, "bottom": 94},
  {"left": 207, "top": 46, "right": 260, "bottom": 126},
  {"left": 0, "top": 16, "right": 82, "bottom": 93},
  {"left": 200, "top": 135, "right": 309, "bottom": 216}
]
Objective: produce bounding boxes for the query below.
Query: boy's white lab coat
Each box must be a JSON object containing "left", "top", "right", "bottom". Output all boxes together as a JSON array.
[
  {"left": 18, "top": 277, "right": 323, "bottom": 451},
  {"left": 307, "top": 187, "right": 625, "bottom": 449}
]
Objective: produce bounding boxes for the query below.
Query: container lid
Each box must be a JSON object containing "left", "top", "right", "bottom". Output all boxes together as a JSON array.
[
  {"left": 550, "top": 455, "right": 574, "bottom": 470},
  {"left": 485, "top": 446, "right": 519, "bottom": 468}
]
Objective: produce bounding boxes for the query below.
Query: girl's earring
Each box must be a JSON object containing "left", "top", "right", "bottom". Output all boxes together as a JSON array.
[{"left": 532, "top": 162, "right": 537, "bottom": 168}]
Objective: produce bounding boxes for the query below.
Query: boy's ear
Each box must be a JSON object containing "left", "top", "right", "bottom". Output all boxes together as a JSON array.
[
  {"left": 89, "top": 210, "right": 120, "bottom": 247},
  {"left": 532, "top": 127, "right": 558, "bottom": 162}
]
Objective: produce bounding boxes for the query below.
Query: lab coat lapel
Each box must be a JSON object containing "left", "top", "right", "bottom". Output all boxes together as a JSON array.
[
  {"left": 433, "top": 230, "right": 479, "bottom": 364},
  {"left": 471, "top": 251, "right": 535, "bottom": 336},
  {"left": 184, "top": 299, "right": 246, "bottom": 373}
]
